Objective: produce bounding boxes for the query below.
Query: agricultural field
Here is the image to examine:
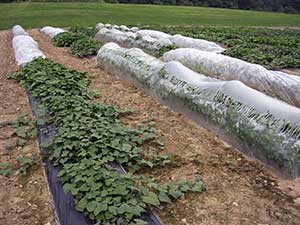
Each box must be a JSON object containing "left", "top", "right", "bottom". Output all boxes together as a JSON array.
[{"left": 1, "top": 3, "right": 300, "bottom": 225}]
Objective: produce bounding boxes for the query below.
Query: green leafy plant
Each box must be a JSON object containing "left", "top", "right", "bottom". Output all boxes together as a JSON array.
[
  {"left": 10, "top": 114, "right": 37, "bottom": 147},
  {"left": 9, "top": 58, "right": 203, "bottom": 224},
  {"left": 158, "top": 45, "right": 177, "bottom": 57},
  {"left": 70, "top": 38, "right": 102, "bottom": 58},
  {"left": 69, "top": 26, "right": 97, "bottom": 37},
  {"left": 52, "top": 32, "right": 86, "bottom": 47},
  {"left": 0, "top": 162, "right": 12, "bottom": 177},
  {"left": 17, "top": 157, "right": 35, "bottom": 174}
]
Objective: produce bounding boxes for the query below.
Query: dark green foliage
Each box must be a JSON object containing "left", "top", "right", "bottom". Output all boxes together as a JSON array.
[
  {"left": 17, "top": 157, "right": 36, "bottom": 174},
  {"left": 152, "top": 25, "right": 300, "bottom": 69},
  {"left": 0, "top": 162, "right": 12, "bottom": 177},
  {"left": 158, "top": 45, "right": 177, "bottom": 57},
  {"left": 9, "top": 58, "right": 202, "bottom": 224},
  {"left": 69, "top": 26, "right": 98, "bottom": 37},
  {"left": 118, "top": 0, "right": 300, "bottom": 13},
  {"left": 52, "top": 32, "right": 86, "bottom": 47},
  {"left": 6, "top": 113, "right": 37, "bottom": 147},
  {"left": 70, "top": 38, "right": 102, "bottom": 58}
]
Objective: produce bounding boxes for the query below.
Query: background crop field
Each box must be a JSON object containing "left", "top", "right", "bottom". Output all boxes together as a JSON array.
[{"left": 1, "top": 2, "right": 300, "bottom": 30}]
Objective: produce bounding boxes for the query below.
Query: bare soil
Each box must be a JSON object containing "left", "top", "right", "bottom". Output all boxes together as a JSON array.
[
  {"left": 0, "top": 31, "right": 54, "bottom": 225},
  {"left": 27, "top": 29, "right": 300, "bottom": 225}
]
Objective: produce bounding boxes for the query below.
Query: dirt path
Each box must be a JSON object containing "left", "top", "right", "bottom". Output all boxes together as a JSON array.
[
  {"left": 29, "top": 29, "right": 300, "bottom": 225},
  {"left": 0, "top": 31, "right": 54, "bottom": 225}
]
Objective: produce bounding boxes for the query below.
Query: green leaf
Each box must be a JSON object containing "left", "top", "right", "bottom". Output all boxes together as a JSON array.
[
  {"left": 16, "top": 128, "right": 26, "bottom": 138},
  {"left": 94, "top": 202, "right": 108, "bottom": 216},
  {"left": 63, "top": 183, "right": 72, "bottom": 193},
  {"left": 87, "top": 201, "right": 97, "bottom": 212},
  {"left": 77, "top": 197, "right": 88, "bottom": 210},
  {"left": 118, "top": 203, "right": 132, "bottom": 214},
  {"left": 18, "top": 138, "right": 26, "bottom": 146},
  {"left": 142, "top": 191, "right": 160, "bottom": 206},
  {"left": 158, "top": 191, "right": 171, "bottom": 203}
]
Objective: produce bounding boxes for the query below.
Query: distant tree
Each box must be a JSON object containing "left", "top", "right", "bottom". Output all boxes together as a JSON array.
[
  {"left": 238, "top": 0, "right": 252, "bottom": 9},
  {"left": 118, "top": 0, "right": 300, "bottom": 13}
]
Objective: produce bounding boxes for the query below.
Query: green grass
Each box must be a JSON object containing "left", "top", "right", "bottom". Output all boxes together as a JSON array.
[{"left": 1, "top": 3, "right": 300, "bottom": 30}]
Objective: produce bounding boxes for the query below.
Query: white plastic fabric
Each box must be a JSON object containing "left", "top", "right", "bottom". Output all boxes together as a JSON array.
[
  {"left": 12, "top": 28, "right": 45, "bottom": 66},
  {"left": 119, "top": 25, "right": 129, "bottom": 31},
  {"left": 162, "top": 48, "right": 300, "bottom": 107},
  {"left": 131, "top": 29, "right": 224, "bottom": 53},
  {"left": 136, "top": 29, "right": 172, "bottom": 40},
  {"left": 12, "top": 25, "right": 28, "bottom": 36},
  {"left": 95, "top": 28, "right": 132, "bottom": 47},
  {"left": 130, "top": 27, "right": 139, "bottom": 32},
  {"left": 95, "top": 28, "right": 173, "bottom": 56},
  {"left": 169, "top": 35, "right": 225, "bottom": 53},
  {"left": 40, "top": 26, "right": 66, "bottom": 39},
  {"left": 97, "top": 43, "right": 300, "bottom": 177},
  {"left": 95, "top": 23, "right": 105, "bottom": 31},
  {"left": 94, "top": 24, "right": 224, "bottom": 53},
  {"left": 112, "top": 25, "right": 120, "bottom": 30}
]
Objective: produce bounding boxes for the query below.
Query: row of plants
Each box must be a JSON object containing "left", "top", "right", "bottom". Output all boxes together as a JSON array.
[
  {"left": 52, "top": 27, "right": 102, "bottom": 58},
  {"left": 9, "top": 58, "right": 202, "bottom": 225},
  {"left": 149, "top": 25, "right": 300, "bottom": 70}
]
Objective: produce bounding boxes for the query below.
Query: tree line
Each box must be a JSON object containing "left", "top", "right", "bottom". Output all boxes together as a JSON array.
[{"left": 117, "top": 0, "right": 300, "bottom": 13}]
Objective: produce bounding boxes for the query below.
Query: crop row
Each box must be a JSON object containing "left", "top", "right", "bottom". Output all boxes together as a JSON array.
[
  {"left": 150, "top": 26, "right": 300, "bottom": 70},
  {"left": 11, "top": 26, "right": 202, "bottom": 225}
]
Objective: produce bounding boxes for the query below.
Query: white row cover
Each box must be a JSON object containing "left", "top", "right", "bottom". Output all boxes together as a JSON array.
[
  {"left": 95, "top": 23, "right": 224, "bottom": 53},
  {"left": 12, "top": 25, "right": 28, "bottom": 36},
  {"left": 169, "top": 35, "right": 224, "bottom": 53},
  {"left": 162, "top": 48, "right": 300, "bottom": 107},
  {"left": 95, "top": 28, "right": 172, "bottom": 56},
  {"left": 40, "top": 26, "right": 66, "bottom": 39},
  {"left": 95, "top": 23, "right": 139, "bottom": 32},
  {"left": 135, "top": 30, "right": 224, "bottom": 53},
  {"left": 136, "top": 29, "right": 172, "bottom": 40},
  {"left": 96, "top": 43, "right": 300, "bottom": 177},
  {"left": 12, "top": 26, "right": 45, "bottom": 66}
]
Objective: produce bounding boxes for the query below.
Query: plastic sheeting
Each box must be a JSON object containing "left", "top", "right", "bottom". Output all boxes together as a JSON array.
[
  {"left": 12, "top": 25, "right": 28, "bottom": 36},
  {"left": 169, "top": 35, "right": 224, "bottom": 53},
  {"left": 97, "top": 43, "right": 300, "bottom": 178},
  {"left": 130, "top": 26, "right": 139, "bottom": 32},
  {"left": 136, "top": 29, "right": 172, "bottom": 40},
  {"left": 133, "top": 29, "right": 224, "bottom": 53},
  {"left": 12, "top": 33, "right": 45, "bottom": 66},
  {"left": 162, "top": 48, "right": 300, "bottom": 107},
  {"left": 40, "top": 26, "right": 66, "bottom": 39},
  {"left": 95, "top": 23, "right": 105, "bottom": 31},
  {"left": 95, "top": 29, "right": 173, "bottom": 56},
  {"left": 94, "top": 23, "right": 224, "bottom": 53},
  {"left": 105, "top": 23, "right": 111, "bottom": 28},
  {"left": 120, "top": 25, "right": 129, "bottom": 31}
]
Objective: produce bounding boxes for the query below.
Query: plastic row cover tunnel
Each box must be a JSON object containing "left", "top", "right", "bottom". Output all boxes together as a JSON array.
[
  {"left": 11, "top": 25, "right": 163, "bottom": 225},
  {"left": 162, "top": 48, "right": 300, "bottom": 107},
  {"left": 94, "top": 24, "right": 225, "bottom": 55},
  {"left": 96, "top": 43, "right": 300, "bottom": 178},
  {"left": 95, "top": 27, "right": 173, "bottom": 57},
  {"left": 95, "top": 23, "right": 139, "bottom": 32},
  {"left": 12, "top": 25, "right": 45, "bottom": 66},
  {"left": 40, "top": 26, "right": 66, "bottom": 39}
]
